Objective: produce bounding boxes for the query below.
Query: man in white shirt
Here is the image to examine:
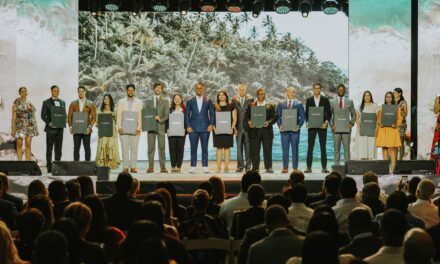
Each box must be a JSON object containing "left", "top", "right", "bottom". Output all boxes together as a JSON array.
[
  {"left": 408, "top": 179, "right": 439, "bottom": 228},
  {"left": 364, "top": 209, "right": 407, "bottom": 264},
  {"left": 332, "top": 176, "right": 372, "bottom": 234},
  {"left": 287, "top": 184, "right": 313, "bottom": 234}
]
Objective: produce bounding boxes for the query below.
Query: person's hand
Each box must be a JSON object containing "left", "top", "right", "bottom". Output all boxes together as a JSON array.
[
  {"left": 306, "top": 123, "right": 309, "bottom": 129},
  {"left": 280, "top": 125, "right": 283, "bottom": 132},
  {"left": 11, "top": 129, "right": 15, "bottom": 137},
  {"left": 322, "top": 122, "right": 328, "bottom": 129},
  {"left": 155, "top": 116, "right": 161, "bottom": 122},
  {"left": 49, "top": 122, "right": 53, "bottom": 128},
  {"left": 233, "top": 128, "right": 238, "bottom": 136},
  {"left": 86, "top": 127, "right": 91, "bottom": 135},
  {"left": 69, "top": 127, "right": 73, "bottom": 134},
  {"left": 331, "top": 124, "right": 335, "bottom": 131},
  {"left": 135, "top": 128, "right": 141, "bottom": 135},
  {"left": 187, "top": 127, "right": 193, "bottom": 133},
  {"left": 348, "top": 123, "right": 353, "bottom": 129},
  {"left": 379, "top": 123, "right": 384, "bottom": 128},
  {"left": 118, "top": 128, "right": 124, "bottom": 134},
  {"left": 167, "top": 129, "right": 169, "bottom": 134},
  {"left": 391, "top": 124, "right": 396, "bottom": 128},
  {"left": 248, "top": 121, "right": 254, "bottom": 128},
  {"left": 207, "top": 125, "right": 213, "bottom": 132},
  {"left": 264, "top": 121, "right": 269, "bottom": 128}
]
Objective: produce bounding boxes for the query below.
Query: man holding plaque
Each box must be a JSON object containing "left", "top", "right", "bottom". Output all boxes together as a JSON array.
[
  {"left": 185, "top": 82, "right": 215, "bottom": 173},
  {"left": 68, "top": 86, "right": 96, "bottom": 162},
  {"left": 276, "top": 87, "right": 305, "bottom": 173},
  {"left": 117, "top": 84, "right": 143, "bottom": 173},
  {"left": 305, "top": 83, "right": 332, "bottom": 173},
  {"left": 41, "top": 85, "right": 66, "bottom": 173},
  {"left": 330, "top": 84, "right": 356, "bottom": 166},
  {"left": 244, "top": 88, "right": 277, "bottom": 173},
  {"left": 144, "top": 83, "right": 169, "bottom": 173}
]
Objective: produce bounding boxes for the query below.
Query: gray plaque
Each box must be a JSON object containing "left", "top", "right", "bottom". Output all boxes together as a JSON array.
[
  {"left": 334, "top": 108, "right": 350, "bottom": 133},
  {"left": 122, "top": 111, "right": 138, "bottom": 135},
  {"left": 381, "top": 104, "right": 397, "bottom": 127},
  {"left": 51, "top": 106, "right": 66, "bottom": 128},
  {"left": 168, "top": 112, "right": 185, "bottom": 137},
  {"left": 215, "top": 111, "right": 232, "bottom": 135},
  {"left": 142, "top": 108, "right": 157, "bottom": 132},
  {"left": 97, "top": 113, "right": 113, "bottom": 138},
  {"left": 251, "top": 106, "right": 266, "bottom": 128},
  {"left": 72, "top": 112, "right": 88, "bottom": 134},
  {"left": 360, "top": 112, "right": 377, "bottom": 137},
  {"left": 281, "top": 109, "right": 298, "bottom": 132},
  {"left": 308, "top": 106, "right": 324, "bottom": 129}
]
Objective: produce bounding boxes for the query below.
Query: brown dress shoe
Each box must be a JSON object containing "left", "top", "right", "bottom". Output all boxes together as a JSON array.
[
  {"left": 130, "top": 168, "right": 138, "bottom": 173},
  {"left": 160, "top": 168, "right": 168, "bottom": 173},
  {"left": 146, "top": 168, "right": 154, "bottom": 173},
  {"left": 281, "top": 168, "right": 288, "bottom": 173}
]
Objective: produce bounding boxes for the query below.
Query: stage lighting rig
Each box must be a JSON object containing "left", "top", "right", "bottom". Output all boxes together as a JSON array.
[
  {"left": 226, "top": 0, "right": 243, "bottom": 13},
  {"left": 322, "top": 0, "right": 339, "bottom": 15},
  {"left": 299, "top": 0, "right": 312, "bottom": 18},
  {"left": 104, "top": 0, "right": 121, "bottom": 11},
  {"left": 274, "top": 0, "right": 291, "bottom": 14}
]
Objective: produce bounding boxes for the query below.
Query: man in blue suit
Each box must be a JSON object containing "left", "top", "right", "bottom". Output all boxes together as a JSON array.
[
  {"left": 276, "top": 87, "right": 305, "bottom": 173},
  {"left": 185, "top": 82, "right": 215, "bottom": 173}
]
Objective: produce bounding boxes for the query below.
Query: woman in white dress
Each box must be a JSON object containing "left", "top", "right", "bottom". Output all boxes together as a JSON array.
[{"left": 354, "top": 91, "right": 379, "bottom": 160}]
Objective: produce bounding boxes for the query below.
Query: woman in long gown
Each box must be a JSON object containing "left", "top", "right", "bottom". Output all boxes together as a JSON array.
[
  {"left": 430, "top": 95, "right": 440, "bottom": 174},
  {"left": 354, "top": 91, "right": 379, "bottom": 160}
]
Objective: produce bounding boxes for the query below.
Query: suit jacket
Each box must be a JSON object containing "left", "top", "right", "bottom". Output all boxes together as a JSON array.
[
  {"left": 231, "top": 206, "right": 265, "bottom": 239},
  {"left": 276, "top": 99, "right": 306, "bottom": 131},
  {"left": 330, "top": 96, "right": 356, "bottom": 130},
  {"left": 103, "top": 194, "right": 142, "bottom": 231},
  {"left": 247, "top": 228, "right": 303, "bottom": 264},
  {"left": 231, "top": 96, "right": 254, "bottom": 132},
  {"left": 339, "top": 233, "right": 382, "bottom": 259},
  {"left": 67, "top": 99, "right": 96, "bottom": 128},
  {"left": 41, "top": 97, "right": 67, "bottom": 132},
  {"left": 243, "top": 102, "right": 277, "bottom": 139},
  {"left": 144, "top": 96, "right": 169, "bottom": 132},
  {"left": 0, "top": 198, "right": 17, "bottom": 230},
  {"left": 305, "top": 95, "right": 332, "bottom": 126},
  {"left": 3, "top": 193, "right": 24, "bottom": 212},
  {"left": 116, "top": 98, "right": 143, "bottom": 132},
  {"left": 310, "top": 195, "right": 340, "bottom": 209},
  {"left": 185, "top": 96, "right": 215, "bottom": 132}
]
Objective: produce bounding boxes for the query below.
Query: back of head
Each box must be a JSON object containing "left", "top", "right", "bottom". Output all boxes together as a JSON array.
[
  {"left": 48, "top": 180, "right": 67, "bottom": 204},
  {"left": 156, "top": 188, "right": 173, "bottom": 215},
  {"left": 302, "top": 231, "right": 339, "bottom": 264},
  {"left": 63, "top": 202, "right": 92, "bottom": 237},
  {"left": 348, "top": 208, "right": 373, "bottom": 237},
  {"left": 307, "top": 212, "right": 339, "bottom": 239},
  {"left": 324, "top": 175, "right": 340, "bottom": 196},
  {"left": 51, "top": 217, "right": 81, "bottom": 250},
  {"left": 362, "top": 182, "right": 381, "bottom": 201},
  {"left": 0, "top": 172, "right": 8, "bottom": 194},
  {"left": 265, "top": 205, "right": 288, "bottom": 231},
  {"left": 77, "top": 175, "right": 95, "bottom": 199},
  {"left": 416, "top": 179, "right": 436, "bottom": 200},
  {"left": 289, "top": 169, "right": 305, "bottom": 186},
  {"left": 247, "top": 184, "right": 265, "bottom": 207},
  {"left": 192, "top": 189, "right": 210, "bottom": 212},
  {"left": 29, "top": 194, "right": 54, "bottom": 228},
  {"left": 267, "top": 193, "right": 291, "bottom": 211},
  {"left": 313, "top": 205, "right": 335, "bottom": 217},
  {"left": 82, "top": 195, "right": 107, "bottom": 231},
  {"left": 339, "top": 177, "right": 357, "bottom": 198},
  {"left": 0, "top": 220, "right": 22, "bottom": 264},
  {"left": 408, "top": 176, "right": 421, "bottom": 195},
  {"left": 209, "top": 176, "right": 225, "bottom": 204},
  {"left": 123, "top": 220, "right": 163, "bottom": 258},
  {"left": 386, "top": 191, "right": 408, "bottom": 213},
  {"left": 65, "top": 179, "right": 81, "bottom": 202},
  {"left": 137, "top": 238, "right": 169, "bottom": 264},
  {"left": 17, "top": 208, "right": 45, "bottom": 242},
  {"left": 197, "top": 181, "right": 213, "bottom": 197},
  {"left": 130, "top": 177, "right": 140, "bottom": 197},
  {"left": 155, "top": 181, "right": 178, "bottom": 209},
  {"left": 382, "top": 209, "right": 407, "bottom": 247},
  {"left": 137, "top": 201, "right": 165, "bottom": 229},
  {"left": 403, "top": 228, "right": 435, "bottom": 264},
  {"left": 28, "top": 179, "right": 47, "bottom": 201},
  {"left": 34, "top": 230, "right": 68, "bottom": 264},
  {"left": 289, "top": 184, "right": 307, "bottom": 203},
  {"left": 363, "top": 171, "right": 378, "bottom": 185},
  {"left": 115, "top": 172, "right": 133, "bottom": 195},
  {"left": 241, "top": 171, "right": 261, "bottom": 193}
]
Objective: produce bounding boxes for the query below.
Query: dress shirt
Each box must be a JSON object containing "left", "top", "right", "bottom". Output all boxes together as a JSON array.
[
  {"left": 332, "top": 198, "right": 373, "bottom": 234},
  {"left": 219, "top": 192, "right": 249, "bottom": 230},
  {"left": 408, "top": 199, "right": 440, "bottom": 228},
  {"left": 314, "top": 96, "right": 320, "bottom": 107},
  {"left": 257, "top": 101, "right": 266, "bottom": 106},
  {"left": 287, "top": 203, "right": 314, "bottom": 233},
  {"left": 154, "top": 95, "right": 160, "bottom": 108},
  {"left": 52, "top": 97, "right": 60, "bottom": 107},
  {"left": 363, "top": 246, "right": 404, "bottom": 264},
  {"left": 240, "top": 97, "right": 246, "bottom": 107},
  {"left": 127, "top": 98, "right": 134, "bottom": 111},
  {"left": 79, "top": 98, "right": 85, "bottom": 112},
  {"left": 196, "top": 96, "right": 203, "bottom": 112}
]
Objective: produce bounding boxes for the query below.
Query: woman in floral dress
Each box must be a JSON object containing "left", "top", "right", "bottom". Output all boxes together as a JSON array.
[{"left": 11, "top": 87, "right": 39, "bottom": 160}]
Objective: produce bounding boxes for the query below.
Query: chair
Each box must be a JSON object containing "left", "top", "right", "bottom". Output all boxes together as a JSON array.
[
  {"left": 183, "top": 238, "right": 234, "bottom": 263},
  {"left": 231, "top": 239, "right": 242, "bottom": 264}
]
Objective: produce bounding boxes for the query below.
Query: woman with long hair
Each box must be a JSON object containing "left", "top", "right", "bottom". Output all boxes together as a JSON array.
[
  {"left": 208, "top": 176, "right": 225, "bottom": 205},
  {"left": 393, "top": 88, "right": 408, "bottom": 160},
  {"left": 354, "top": 91, "right": 379, "bottom": 160},
  {"left": 0, "top": 221, "right": 29, "bottom": 264},
  {"left": 167, "top": 94, "right": 186, "bottom": 173},
  {"left": 95, "top": 93, "right": 120, "bottom": 168},
  {"left": 213, "top": 91, "right": 237, "bottom": 173},
  {"left": 430, "top": 95, "right": 440, "bottom": 173},
  {"left": 376, "top": 91, "right": 402, "bottom": 173},
  {"left": 11, "top": 87, "right": 39, "bottom": 161}
]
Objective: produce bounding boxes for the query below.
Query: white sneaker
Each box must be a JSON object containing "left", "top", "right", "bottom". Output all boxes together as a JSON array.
[
  {"left": 203, "top": 167, "right": 210, "bottom": 173},
  {"left": 188, "top": 167, "right": 196, "bottom": 173}
]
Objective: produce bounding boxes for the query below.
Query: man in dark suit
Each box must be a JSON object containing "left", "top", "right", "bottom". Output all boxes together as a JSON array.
[
  {"left": 103, "top": 172, "right": 142, "bottom": 231},
  {"left": 305, "top": 83, "right": 332, "bottom": 173},
  {"left": 232, "top": 84, "right": 254, "bottom": 172},
  {"left": 339, "top": 208, "right": 382, "bottom": 259},
  {"left": 185, "top": 82, "right": 215, "bottom": 173},
  {"left": 0, "top": 179, "right": 17, "bottom": 230},
  {"left": 310, "top": 174, "right": 341, "bottom": 208},
  {"left": 247, "top": 205, "right": 303, "bottom": 264},
  {"left": 244, "top": 88, "right": 277, "bottom": 173},
  {"left": 48, "top": 180, "right": 71, "bottom": 219},
  {"left": 0, "top": 173, "right": 24, "bottom": 212},
  {"left": 41, "top": 85, "right": 66, "bottom": 172}
]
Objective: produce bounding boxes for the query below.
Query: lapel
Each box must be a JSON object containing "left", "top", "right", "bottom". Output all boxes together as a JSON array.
[{"left": 49, "top": 98, "right": 55, "bottom": 106}]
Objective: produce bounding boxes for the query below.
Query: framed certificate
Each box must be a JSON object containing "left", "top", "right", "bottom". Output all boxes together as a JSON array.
[
  {"left": 251, "top": 106, "right": 266, "bottom": 128},
  {"left": 215, "top": 111, "right": 232, "bottom": 134},
  {"left": 308, "top": 106, "right": 324, "bottom": 129},
  {"left": 334, "top": 108, "right": 350, "bottom": 133},
  {"left": 168, "top": 112, "right": 185, "bottom": 137},
  {"left": 72, "top": 112, "right": 88, "bottom": 134},
  {"left": 50, "top": 106, "right": 66, "bottom": 128},
  {"left": 122, "top": 111, "right": 137, "bottom": 135},
  {"left": 281, "top": 109, "right": 298, "bottom": 132},
  {"left": 381, "top": 104, "right": 397, "bottom": 127},
  {"left": 142, "top": 108, "right": 157, "bottom": 132},
  {"left": 360, "top": 112, "right": 377, "bottom": 137},
  {"left": 97, "top": 113, "right": 113, "bottom": 138}
]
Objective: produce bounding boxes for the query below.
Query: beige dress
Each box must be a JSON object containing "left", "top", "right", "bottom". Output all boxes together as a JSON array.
[{"left": 96, "top": 109, "right": 120, "bottom": 169}]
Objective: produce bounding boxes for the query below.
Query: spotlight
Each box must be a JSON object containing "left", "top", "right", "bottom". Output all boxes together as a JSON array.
[
  {"left": 152, "top": 0, "right": 169, "bottom": 12},
  {"left": 104, "top": 0, "right": 121, "bottom": 11},
  {"left": 179, "top": 0, "right": 191, "bottom": 15},
  {"left": 274, "top": 0, "right": 291, "bottom": 14},
  {"left": 226, "top": 0, "right": 243, "bottom": 12},
  {"left": 322, "top": 0, "right": 339, "bottom": 15},
  {"left": 299, "top": 0, "right": 312, "bottom": 18},
  {"left": 200, "top": 0, "right": 216, "bottom": 12},
  {"left": 252, "top": 0, "right": 263, "bottom": 17}
]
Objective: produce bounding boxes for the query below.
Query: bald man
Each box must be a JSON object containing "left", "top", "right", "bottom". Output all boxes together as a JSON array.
[
  {"left": 403, "top": 228, "right": 435, "bottom": 264},
  {"left": 408, "top": 179, "right": 439, "bottom": 228}
]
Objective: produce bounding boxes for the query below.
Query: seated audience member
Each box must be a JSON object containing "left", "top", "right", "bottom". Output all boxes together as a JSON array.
[
  {"left": 129, "top": 177, "right": 140, "bottom": 199},
  {"left": 0, "top": 172, "right": 24, "bottom": 212},
  {"left": 309, "top": 171, "right": 343, "bottom": 205},
  {"left": 65, "top": 179, "right": 81, "bottom": 202},
  {"left": 374, "top": 191, "right": 425, "bottom": 229},
  {"left": 156, "top": 187, "right": 179, "bottom": 228},
  {"left": 15, "top": 208, "right": 45, "bottom": 261},
  {"left": 286, "top": 231, "right": 355, "bottom": 264},
  {"left": 287, "top": 184, "right": 314, "bottom": 234},
  {"left": 62, "top": 203, "right": 106, "bottom": 263},
  {"left": 137, "top": 200, "right": 180, "bottom": 240},
  {"left": 287, "top": 169, "right": 305, "bottom": 187},
  {"left": 332, "top": 177, "right": 372, "bottom": 234},
  {"left": 231, "top": 184, "right": 265, "bottom": 239},
  {"left": 247, "top": 205, "right": 304, "bottom": 264},
  {"left": 209, "top": 176, "right": 226, "bottom": 206},
  {"left": 220, "top": 170, "right": 262, "bottom": 230},
  {"left": 339, "top": 208, "right": 382, "bottom": 259},
  {"left": 356, "top": 171, "right": 387, "bottom": 203},
  {"left": 34, "top": 230, "right": 68, "bottom": 264},
  {"left": 405, "top": 176, "right": 421, "bottom": 204},
  {"left": 26, "top": 180, "right": 48, "bottom": 206},
  {"left": 103, "top": 172, "right": 142, "bottom": 231},
  {"left": 408, "top": 179, "right": 439, "bottom": 228},
  {"left": 361, "top": 182, "right": 385, "bottom": 217},
  {"left": 0, "top": 179, "right": 18, "bottom": 230},
  {"left": 364, "top": 209, "right": 407, "bottom": 264},
  {"left": 307, "top": 208, "right": 349, "bottom": 247},
  {"left": 403, "top": 228, "right": 435, "bottom": 264},
  {"left": 156, "top": 181, "right": 188, "bottom": 223},
  {"left": 77, "top": 175, "right": 95, "bottom": 200},
  {"left": 48, "top": 180, "right": 71, "bottom": 219},
  {"left": 28, "top": 194, "right": 54, "bottom": 230},
  {"left": 310, "top": 175, "right": 341, "bottom": 208},
  {"left": 237, "top": 194, "right": 293, "bottom": 264},
  {"left": 187, "top": 181, "right": 220, "bottom": 217},
  {"left": 427, "top": 205, "right": 440, "bottom": 262},
  {"left": 137, "top": 237, "right": 173, "bottom": 264},
  {"left": 0, "top": 220, "right": 29, "bottom": 264},
  {"left": 83, "top": 195, "right": 125, "bottom": 261}
]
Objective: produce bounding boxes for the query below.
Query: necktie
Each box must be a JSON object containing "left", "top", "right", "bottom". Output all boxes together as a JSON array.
[
  {"left": 241, "top": 98, "right": 244, "bottom": 107},
  {"left": 339, "top": 97, "right": 343, "bottom": 109},
  {"left": 155, "top": 97, "right": 159, "bottom": 108},
  {"left": 287, "top": 100, "right": 292, "bottom": 109}
]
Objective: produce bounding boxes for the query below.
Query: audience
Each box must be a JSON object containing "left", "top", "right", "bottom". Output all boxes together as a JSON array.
[
  {"left": 361, "top": 182, "right": 385, "bottom": 217},
  {"left": 0, "top": 179, "right": 18, "bottom": 230},
  {"left": 156, "top": 181, "right": 188, "bottom": 223},
  {"left": 137, "top": 237, "right": 172, "bottom": 264},
  {"left": 364, "top": 209, "right": 407, "bottom": 264},
  {"left": 405, "top": 176, "right": 421, "bottom": 204},
  {"left": 310, "top": 174, "right": 341, "bottom": 208},
  {"left": 332, "top": 177, "right": 373, "bottom": 234},
  {"left": 408, "top": 179, "right": 439, "bottom": 228},
  {"left": 33, "top": 230, "right": 68, "bottom": 264},
  {"left": 209, "top": 176, "right": 226, "bottom": 205},
  {"left": 427, "top": 205, "right": 440, "bottom": 262},
  {"left": 28, "top": 194, "right": 54, "bottom": 230},
  {"left": 307, "top": 208, "right": 349, "bottom": 247},
  {"left": 15, "top": 208, "right": 45, "bottom": 261},
  {"left": 187, "top": 181, "right": 221, "bottom": 217},
  {"left": 48, "top": 180, "right": 71, "bottom": 219},
  {"left": 65, "top": 179, "right": 81, "bottom": 202},
  {"left": 231, "top": 184, "right": 265, "bottom": 239},
  {"left": 137, "top": 200, "right": 180, "bottom": 240},
  {"left": 358, "top": 171, "right": 387, "bottom": 203},
  {"left": 0, "top": 220, "right": 29, "bottom": 264},
  {"left": 27, "top": 180, "right": 48, "bottom": 205},
  {"left": 156, "top": 187, "right": 179, "bottom": 227},
  {"left": 0, "top": 172, "right": 24, "bottom": 212},
  {"left": 77, "top": 175, "right": 95, "bottom": 200},
  {"left": 129, "top": 177, "right": 140, "bottom": 199},
  {"left": 403, "top": 228, "right": 435, "bottom": 264},
  {"left": 288, "top": 184, "right": 314, "bottom": 234}
]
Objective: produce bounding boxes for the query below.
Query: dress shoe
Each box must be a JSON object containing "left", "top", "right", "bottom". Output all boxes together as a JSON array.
[
  {"left": 160, "top": 168, "right": 168, "bottom": 173},
  {"left": 304, "top": 168, "right": 312, "bottom": 173},
  {"left": 266, "top": 168, "right": 274, "bottom": 173},
  {"left": 177, "top": 168, "right": 181, "bottom": 173},
  {"left": 322, "top": 168, "right": 330, "bottom": 173},
  {"left": 281, "top": 168, "right": 288, "bottom": 173},
  {"left": 146, "top": 168, "right": 154, "bottom": 173},
  {"left": 130, "top": 168, "right": 138, "bottom": 173}
]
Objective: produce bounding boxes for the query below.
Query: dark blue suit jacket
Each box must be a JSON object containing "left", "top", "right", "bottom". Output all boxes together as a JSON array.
[
  {"left": 185, "top": 96, "right": 215, "bottom": 132},
  {"left": 276, "top": 100, "right": 306, "bottom": 130}
]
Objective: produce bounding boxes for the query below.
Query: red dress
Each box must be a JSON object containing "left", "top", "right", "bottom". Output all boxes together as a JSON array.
[{"left": 430, "top": 113, "right": 440, "bottom": 174}]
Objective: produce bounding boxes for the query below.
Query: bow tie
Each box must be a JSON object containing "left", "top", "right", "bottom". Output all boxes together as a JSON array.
[{"left": 53, "top": 99, "right": 59, "bottom": 101}]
